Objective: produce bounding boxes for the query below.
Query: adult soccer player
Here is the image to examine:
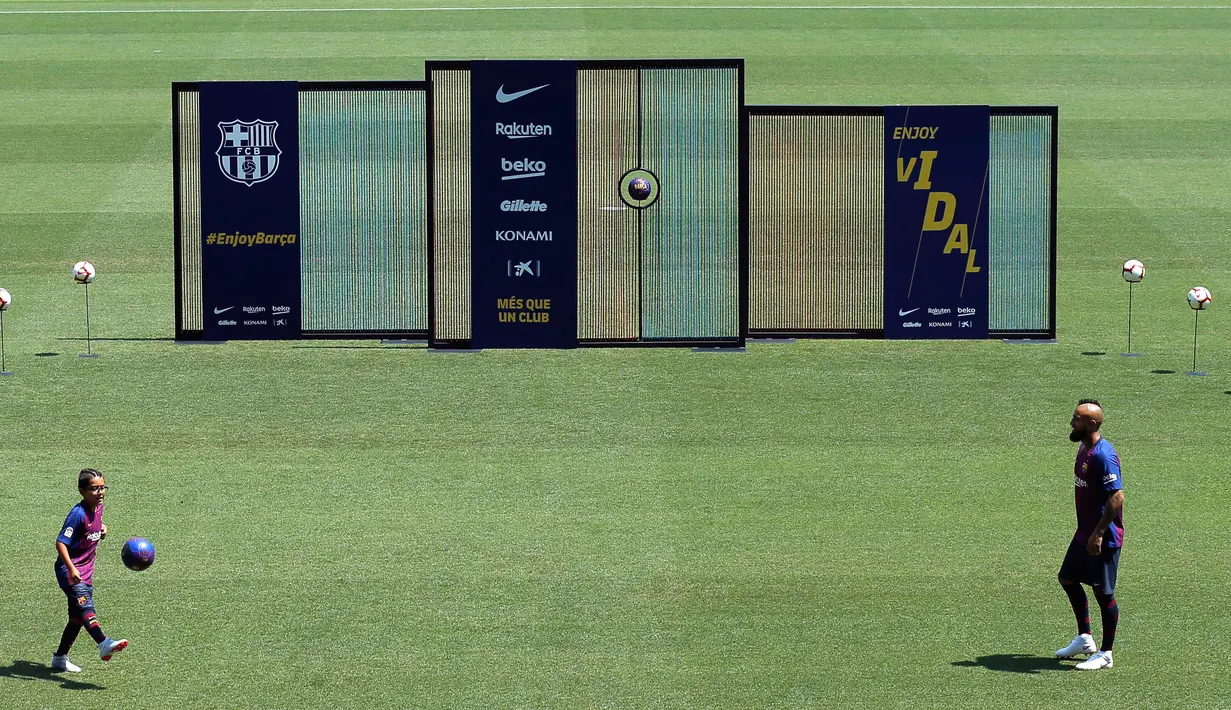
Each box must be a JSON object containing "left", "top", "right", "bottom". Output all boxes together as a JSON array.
[
  {"left": 1054, "top": 400, "right": 1123, "bottom": 671},
  {"left": 51, "top": 469, "right": 128, "bottom": 673}
]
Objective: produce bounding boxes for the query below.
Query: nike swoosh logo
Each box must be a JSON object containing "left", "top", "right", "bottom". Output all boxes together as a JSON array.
[
  {"left": 496, "top": 84, "right": 549, "bottom": 103},
  {"left": 214, "top": 306, "right": 235, "bottom": 314},
  {"left": 898, "top": 308, "right": 919, "bottom": 316}
]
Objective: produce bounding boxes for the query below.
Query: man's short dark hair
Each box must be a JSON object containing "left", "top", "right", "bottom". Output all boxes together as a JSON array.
[{"left": 78, "top": 468, "right": 102, "bottom": 489}]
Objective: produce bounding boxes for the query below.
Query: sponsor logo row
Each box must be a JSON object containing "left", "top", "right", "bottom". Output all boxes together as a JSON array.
[
  {"left": 901, "top": 321, "right": 975, "bottom": 329},
  {"left": 215, "top": 304, "right": 291, "bottom": 327},
  {"left": 897, "top": 307, "right": 978, "bottom": 317},
  {"left": 899, "top": 306, "right": 978, "bottom": 328}
]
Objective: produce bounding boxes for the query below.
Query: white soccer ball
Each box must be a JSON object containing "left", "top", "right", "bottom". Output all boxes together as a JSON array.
[
  {"left": 1187, "top": 286, "right": 1212, "bottom": 310},
  {"left": 1121, "top": 259, "right": 1144, "bottom": 283},
  {"left": 0, "top": 288, "right": 10, "bottom": 311},
  {"left": 72, "top": 260, "right": 96, "bottom": 284}
]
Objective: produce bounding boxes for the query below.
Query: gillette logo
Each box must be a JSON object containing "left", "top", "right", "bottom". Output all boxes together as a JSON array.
[{"left": 500, "top": 199, "right": 548, "bottom": 213}]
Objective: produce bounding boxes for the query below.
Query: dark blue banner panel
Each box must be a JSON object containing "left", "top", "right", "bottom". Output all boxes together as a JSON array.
[
  {"left": 199, "top": 81, "right": 300, "bottom": 341},
  {"left": 884, "top": 105, "right": 989, "bottom": 339},
  {"left": 470, "top": 60, "right": 578, "bottom": 349}
]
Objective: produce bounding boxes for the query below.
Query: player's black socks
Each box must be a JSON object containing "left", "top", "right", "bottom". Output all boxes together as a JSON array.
[
  {"left": 82, "top": 612, "right": 106, "bottom": 644},
  {"left": 1060, "top": 581, "right": 1092, "bottom": 635},
  {"left": 1095, "top": 592, "right": 1118, "bottom": 651},
  {"left": 56, "top": 621, "right": 82, "bottom": 656}
]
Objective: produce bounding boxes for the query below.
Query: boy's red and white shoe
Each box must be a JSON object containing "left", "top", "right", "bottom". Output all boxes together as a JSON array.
[{"left": 99, "top": 638, "right": 128, "bottom": 661}]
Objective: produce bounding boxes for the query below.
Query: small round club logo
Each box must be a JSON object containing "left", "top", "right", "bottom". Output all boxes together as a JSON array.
[{"left": 619, "top": 168, "right": 660, "bottom": 209}]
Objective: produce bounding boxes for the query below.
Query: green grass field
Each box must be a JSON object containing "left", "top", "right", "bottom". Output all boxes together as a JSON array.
[{"left": 2, "top": 1, "right": 1230, "bottom": 708}]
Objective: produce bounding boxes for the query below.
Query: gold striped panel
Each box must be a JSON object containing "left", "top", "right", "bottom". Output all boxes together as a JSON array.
[
  {"left": 176, "top": 89, "right": 203, "bottom": 334},
  {"left": 577, "top": 68, "right": 639, "bottom": 341},
  {"left": 748, "top": 113, "right": 884, "bottom": 332},
  {"left": 431, "top": 70, "right": 472, "bottom": 341}
]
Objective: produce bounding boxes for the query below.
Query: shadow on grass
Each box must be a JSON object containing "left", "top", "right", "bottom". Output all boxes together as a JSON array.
[
  {"left": 290, "top": 345, "right": 427, "bottom": 350},
  {"left": 1150, "top": 369, "right": 1177, "bottom": 375},
  {"left": 0, "top": 659, "right": 104, "bottom": 690},
  {"left": 952, "top": 654, "right": 1070, "bottom": 674},
  {"left": 57, "top": 337, "right": 174, "bottom": 342},
  {"left": 1080, "top": 352, "right": 1106, "bottom": 356},
  {"left": 34, "top": 353, "right": 59, "bottom": 357}
]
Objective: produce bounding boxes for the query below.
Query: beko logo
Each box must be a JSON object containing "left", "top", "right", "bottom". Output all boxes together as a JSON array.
[{"left": 501, "top": 158, "right": 546, "bottom": 181}]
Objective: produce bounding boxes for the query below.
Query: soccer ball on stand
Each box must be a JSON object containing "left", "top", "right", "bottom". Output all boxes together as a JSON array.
[
  {"left": 1121, "top": 259, "right": 1144, "bottom": 283},
  {"left": 72, "top": 260, "right": 96, "bottom": 284},
  {"left": 1187, "top": 286, "right": 1211, "bottom": 310}
]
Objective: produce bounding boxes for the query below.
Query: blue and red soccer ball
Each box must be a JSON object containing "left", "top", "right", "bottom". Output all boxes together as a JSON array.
[
  {"left": 121, "top": 538, "right": 155, "bottom": 571},
  {"left": 627, "top": 177, "right": 652, "bottom": 201}
]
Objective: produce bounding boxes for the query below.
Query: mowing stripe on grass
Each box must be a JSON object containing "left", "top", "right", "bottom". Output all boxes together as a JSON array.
[{"left": 2, "top": 5, "right": 1230, "bottom": 15}]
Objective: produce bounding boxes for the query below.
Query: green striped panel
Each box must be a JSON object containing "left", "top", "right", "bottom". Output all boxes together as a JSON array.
[
  {"left": 989, "top": 114, "right": 1052, "bottom": 332},
  {"left": 639, "top": 67, "right": 741, "bottom": 340},
  {"left": 299, "top": 89, "right": 428, "bottom": 333}
]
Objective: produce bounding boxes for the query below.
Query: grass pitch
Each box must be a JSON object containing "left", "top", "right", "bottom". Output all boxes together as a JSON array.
[{"left": 1, "top": 1, "right": 1229, "bottom": 708}]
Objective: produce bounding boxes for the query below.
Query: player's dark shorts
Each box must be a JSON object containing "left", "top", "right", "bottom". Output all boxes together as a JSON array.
[
  {"left": 1058, "top": 537, "right": 1121, "bottom": 596},
  {"left": 54, "top": 561, "right": 95, "bottom": 619}
]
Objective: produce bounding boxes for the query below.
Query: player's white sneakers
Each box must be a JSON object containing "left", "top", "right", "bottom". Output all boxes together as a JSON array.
[
  {"left": 51, "top": 654, "right": 81, "bottom": 673},
  {"left": 99, "top": 638, "right": 128, "bottom": 661},
  {"left": 1055, "top": 633, "right": 1097, "bottom": 658},
  {"left": 1076, "top": 650, "right": 1114, "bottom": 670}
]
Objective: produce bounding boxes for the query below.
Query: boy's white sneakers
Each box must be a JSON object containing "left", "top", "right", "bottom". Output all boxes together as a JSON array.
[
  {"left": 1055, "top": 633, "right": 1097, "bottom": 658},
  {"left": 99, "top": 638, "right": 128, "bottom": 661},
  {"left": 50, "top": 654, "right": 81, "bottom": 673},
  {"left": 1076, "top": 650, "right": 1114, "bottom": 670}
]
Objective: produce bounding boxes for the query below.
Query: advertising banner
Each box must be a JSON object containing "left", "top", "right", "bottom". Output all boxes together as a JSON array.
[
  {"left": 884, "top": 105, "right": 989, "bottom": 339},
  {"left": 199, "top": 81, "right": 300, "bottom": 341},
  {"left": 470, "top": 61, "right": 578, "bottom": 349}
]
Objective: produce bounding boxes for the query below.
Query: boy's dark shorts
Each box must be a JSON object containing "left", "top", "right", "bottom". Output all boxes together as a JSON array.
[{"left": 54, "top": 561, "right": 95, "bottom": 619}]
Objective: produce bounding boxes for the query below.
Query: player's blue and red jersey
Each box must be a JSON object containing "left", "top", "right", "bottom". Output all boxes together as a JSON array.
[
  {"left": 55, "top": 502, "right": 104, "bottom": 584},
  {"left": 1074, "top": 438, "right": 1124, "bottom": 548}
]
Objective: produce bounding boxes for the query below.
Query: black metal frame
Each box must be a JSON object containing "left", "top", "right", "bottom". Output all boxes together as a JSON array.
[
  {"left": 742, "top": 104, "right": 1058, "bottom": 341},
  {"left": 171, "top": 81, "right": 432, "bottom": 342},
  {"left": 425, "top": 59, "right": 747, "bottom": 350}
]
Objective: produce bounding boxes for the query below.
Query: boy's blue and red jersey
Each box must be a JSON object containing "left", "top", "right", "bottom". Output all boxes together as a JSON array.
[
  {"left": 1074, "top": 439, "right": 1124, "bottom": 548},
  {"left": 55, "top": 502, "right": 104, "bottom": 584}
]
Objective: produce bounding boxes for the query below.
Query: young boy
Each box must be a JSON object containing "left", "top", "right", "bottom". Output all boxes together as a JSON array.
[{"left": 51, "top": 468, "right": 128, "bottom": 673}]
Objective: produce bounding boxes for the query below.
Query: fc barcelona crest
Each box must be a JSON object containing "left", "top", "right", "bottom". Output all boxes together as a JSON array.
[{"left": 216, "top": 120, "right": 281, "bottom": 186}]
